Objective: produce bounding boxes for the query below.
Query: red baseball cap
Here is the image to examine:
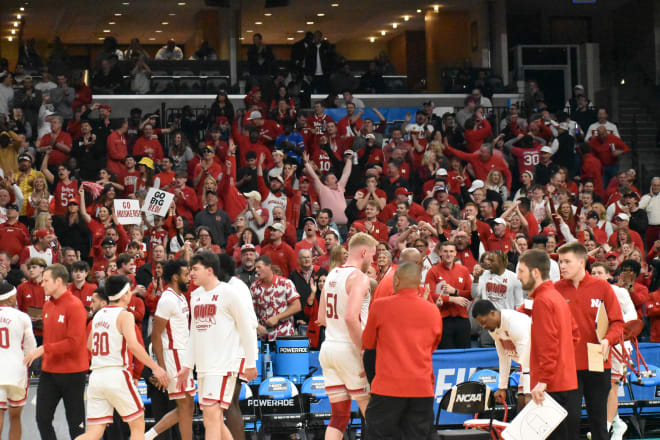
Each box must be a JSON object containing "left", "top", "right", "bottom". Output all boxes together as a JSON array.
[
  {"left": 394, "top": 187, "right": 412, "bottom": 196},
  {"left": 68, "top": 195, "right": 81, "bottom": 205},
  {"left": 216, "top": 116, "right": 229, "bottom": 124},
  {"left": 606, "top": 251, "right": 619, "bottom": 259},
  {"left": 35, "top": 229, "right": 49, "bottom": 240}
]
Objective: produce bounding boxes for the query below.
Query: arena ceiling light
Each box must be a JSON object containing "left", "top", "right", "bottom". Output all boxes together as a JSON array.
[
  {"left": 403, "top": 15, "right": 409, "bottom": 21},
  {"left": 296, "top": 29, "right": 304, "bottom": 33},
  {"left": 255, "top": 21, "right": 263, "bottom": 24},
  {"left": 317, "top": 13, "right": 325, "bottom": 16},
  {"left": 8, "top": 36, "right": 13, "bottom": 42},
  {"left": 264, "top": 13, "right": 272, "bottom": 16},
  {"left": 417, "top": 8, "right": 422, "bottom": 13},
  {"left": 287, "top": 37, "right": 294, "bottom": 40},
  {"left": 103, "top": 29, "right": 111, "bottom": 32},
  {"left": 177, "top": 2, "right": 186, "bottom": 5},
  {"left": 20, "top": 7, "right": 25, "bottom": 11},
  {"left": 306, "top": 21, "right": 314, "bottom": 25},
  {"left": 148, "top": 37, "right": 156, "bottom": 40},
  {"left": 369, "top": 37, "right": 375, "bottom": 43},
  {"left": 246, "top": 29, "right": 254, "bottom": 32},
  {"left": 13, "top": 22, "right": 19, "bottom": 27},
  {"left": 161, "top": 22, "right": 169, "bottom": 25},
  {"left": 433, "top": 5, "right": 440, "bottom": 12},
  {"left": 380, "top": 30, "right": 386, "bottom": 36},
  {"left": 17, "top": 14, "right": 22, "bottom": 19},
  {"left": 392, "top": 23, "right": 397, "bottom": 29},
  {"left": 109, "top": 21, "right": 116, "bottom": 24},
  {"left": 114, "top": 13, "right": 122, "bottom": 16},
  {"left": 155, "top": 30, "right": 163, "bottom": 33},
  {"left": 331, "top": 3, "right": 339, "bottom": 6}
]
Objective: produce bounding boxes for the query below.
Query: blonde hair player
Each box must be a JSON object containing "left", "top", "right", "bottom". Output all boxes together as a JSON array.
[{"left": 317, "top": 232, "right": 378, "bottom": 439}]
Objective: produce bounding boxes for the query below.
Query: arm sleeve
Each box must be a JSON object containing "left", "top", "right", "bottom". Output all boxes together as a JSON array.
[{"left": 530, "top": 297, "right": 561, "bottom": 385}]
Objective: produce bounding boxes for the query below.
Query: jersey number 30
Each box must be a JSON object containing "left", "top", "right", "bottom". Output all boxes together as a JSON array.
[
  {"left": 92, "top": 332, "right": 110, "bottom": 356},
  {"left": 326, "top": 293, "right": 339, "bottom": 319}
]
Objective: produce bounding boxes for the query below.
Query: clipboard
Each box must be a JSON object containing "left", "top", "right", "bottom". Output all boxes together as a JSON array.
[
  {"left": 27, "top": 306, "right": 43, "bottom": 330},
  {"left": 501, "top": 392, "right": 567, "bottom": 440},
  {"left": 595, "top": 302, "right": 608, "bottom": 342}
]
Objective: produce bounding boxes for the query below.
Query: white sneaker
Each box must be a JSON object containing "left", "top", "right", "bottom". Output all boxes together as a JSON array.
[{"left": 611, "top": 417, "right": 627, "bottom": 440}]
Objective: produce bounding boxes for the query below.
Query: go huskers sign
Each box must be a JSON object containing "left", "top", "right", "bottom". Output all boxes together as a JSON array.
[{"left": 142, "top": 188, "right": 174, "bottom": 217}]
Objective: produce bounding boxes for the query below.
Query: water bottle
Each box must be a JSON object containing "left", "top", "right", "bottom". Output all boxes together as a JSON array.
[{"left": 263, "top": 344, "right": 273, "bottom": 379}]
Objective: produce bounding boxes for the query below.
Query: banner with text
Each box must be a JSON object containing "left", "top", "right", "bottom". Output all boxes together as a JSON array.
[
  {"left": 142, "top": 188, "right": 174, "bottom": 217},
  {"left": 113, "top": 199, "right": 141, "bottom": 225}
]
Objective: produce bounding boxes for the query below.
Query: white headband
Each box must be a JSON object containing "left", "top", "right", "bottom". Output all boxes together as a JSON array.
[
  {"left": 109, "top": 283, "right": 131, "bottom": 301},
  {"left": 0, "top": 287, "right": 17, "bottom": 301}
]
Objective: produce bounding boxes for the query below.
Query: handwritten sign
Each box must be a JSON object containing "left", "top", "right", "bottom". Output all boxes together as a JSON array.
[
  {"left": 114, "top": 199, "right": 141, "bottom": 225},
  {"left": 141, "top": 188, "right": 174, "bottom": 217}
]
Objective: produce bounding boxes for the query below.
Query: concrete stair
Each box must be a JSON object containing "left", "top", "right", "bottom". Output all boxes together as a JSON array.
[{"left": 617, "top": 97, "right": 659, "bottom": 187}]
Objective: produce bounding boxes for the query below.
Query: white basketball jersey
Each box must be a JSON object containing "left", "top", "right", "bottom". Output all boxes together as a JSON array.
[
  {"left": 262, "top": 192, "right": 287, "bottom": 224},
  {"left": 90, "top": 306, "right": 129, "bottom": 370},
  {"left": 0, "top": 305, "right": 37, "bottom": 388},
  {"left": 323, "top": 266, "right": 370, "bottom": 344},
  {"left": 155, "top": 288, "right": 190, "bottom": 351}
]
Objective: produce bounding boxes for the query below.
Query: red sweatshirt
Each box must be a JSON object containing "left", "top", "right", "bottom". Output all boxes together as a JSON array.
[
  {"left": 554, "top": 273, "right": 624, "bottom": 370},
  {"left": 106, "top": 131, "right": 128, "bottom": 177},
  {"left": 260, "top": 241, "right": 298, "bottom": 277},
  {"left": 445, "top": 145, "right": 512, "bottom": 189},
  {"left": 68, "top": 281, "right": 98, "bottom": 309},
  {"left": 362, "top": 288, "right": 443, "bottom": 397},
  {"left": 464, "top": 119, "right": 493, "bottom": 153},
  {"left": 42, "top": 291, "right": 89, "bottom": 373},
  {"left": 424, "top": 262, "right": 472, "bottom": 318},
  {"left": 529, "top": 281, "right": 578, "bottom": 392}
]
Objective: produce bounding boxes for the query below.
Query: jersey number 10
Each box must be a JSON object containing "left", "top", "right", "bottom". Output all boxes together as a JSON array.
[
  {"left": 326, "top": 293, "right": 339, "bottom": 319},
  {"left": 0, "top": 327, "right": 9, "bottom": 349},
  {"left": 92, "top": 332, "right": 110, "bottom": 356}
]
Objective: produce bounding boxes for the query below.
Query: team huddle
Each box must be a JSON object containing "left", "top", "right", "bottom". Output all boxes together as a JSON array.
[{"left": 0, "top": 233, "right": 631, "bottom": 439}]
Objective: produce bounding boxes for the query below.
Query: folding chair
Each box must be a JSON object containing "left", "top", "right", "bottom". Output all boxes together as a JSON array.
[
  {"left": 237, "top": 382, "right": 258, "bottom": 439},
  {"left": 301, "top": 376, "right": 331, "bottom": 437},
  {"left": 436, "top": 381, "right": 509, "bottom": 440},
  {"left": 256, "top": 377, "right": 306, "bottom": 439}
]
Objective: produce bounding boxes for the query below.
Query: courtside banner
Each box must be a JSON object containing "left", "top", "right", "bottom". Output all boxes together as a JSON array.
[
  {"left": 142, "top": 188, "right": 174, "bottom": 217},
  {"left": 114, "top": 199, "right": 141, "bottom": 225}
]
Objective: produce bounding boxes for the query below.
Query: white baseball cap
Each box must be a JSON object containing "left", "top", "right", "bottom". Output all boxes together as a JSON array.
[
  {"left": 540, "top": 146, "right": 553, "bottom": 154},
  {"left": 468, "top": 180, "right": 485, "bottom": 193},
  {"left": 247, "top": 110, "right": 263, "bottom": 120},
  {"left": 436, "top": 168, "right": 448, "bottom": 177},
  {"left": 616, "top": 213, "right": 630, "bottom": 221},
  {"left": 493, "top": 218, "right": 506, "bottom": 225}
]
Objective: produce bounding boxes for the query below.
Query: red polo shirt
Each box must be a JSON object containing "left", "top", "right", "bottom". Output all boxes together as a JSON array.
[
  {"left": 554, "top": 273, "right": 624, "bottom": 370},
  {"left": 260, "top": 241, "right": 298, "bottom": 278},
  {"left": 0, "top": 221, "right": 30, "bottom": 257},
  {"left": 41, "top": 290, "right": 88, "bottom": 373},
  {"left": 424, "top": 262, "right": 472, "bottom": 318},
  {"left": 529, "top": 281, "right": 578, "bottom": 392},
  {"left": 362, "top": 288, "right": 442, "bottom": 397}
]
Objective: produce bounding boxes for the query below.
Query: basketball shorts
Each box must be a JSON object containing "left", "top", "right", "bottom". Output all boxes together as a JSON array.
[
  {"left": 319, "top": 341, "right": 369, "bottom": 402},
  {"left": 87, "top": 367, "right": 144, "bottom": 425},
  {"left": 612, "top": 341, "right": 633, "bottom": 381},
  {"left": 197, "top": 374, "right": 236, "bottom": 410},
  {"left": 164, "top": 349, "right": 195, "bottom": 400},
  {"left": 0, "top": 384, "right": 28, "bottom": 409}
]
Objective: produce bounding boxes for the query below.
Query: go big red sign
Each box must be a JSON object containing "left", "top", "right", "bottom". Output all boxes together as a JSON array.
[{"left": 141, "top": 188, "right": 174, "bottom": 217}]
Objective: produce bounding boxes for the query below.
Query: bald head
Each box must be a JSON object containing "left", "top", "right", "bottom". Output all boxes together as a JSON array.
[
  {"left": 393, "top": 261, "right": 421, "bottom": 292},
  {"left": 399, "top": 247, "right": 422, "bottom": 266}
]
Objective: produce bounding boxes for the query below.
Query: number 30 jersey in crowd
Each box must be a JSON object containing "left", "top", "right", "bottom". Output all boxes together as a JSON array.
[{"left": 0, "top": 305, "right": 37, "bottom": 389}]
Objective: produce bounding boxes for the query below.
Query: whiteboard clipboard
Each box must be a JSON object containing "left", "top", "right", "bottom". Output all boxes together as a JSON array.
[{"left": 501, "top": 392, "right": 567, "bottom": 440}]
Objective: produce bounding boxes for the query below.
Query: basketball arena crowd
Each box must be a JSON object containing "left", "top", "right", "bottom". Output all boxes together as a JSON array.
[{"left": 0, "top": 36, "right": 659, "bottom": 440}]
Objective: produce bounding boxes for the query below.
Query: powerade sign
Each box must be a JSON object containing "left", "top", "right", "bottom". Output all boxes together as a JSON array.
[
  {"left": 246, "top": 398, "right": 295, "bottom": 407},
  {"left": 279, "top": 347, "right": 309, "bottom": 353}
]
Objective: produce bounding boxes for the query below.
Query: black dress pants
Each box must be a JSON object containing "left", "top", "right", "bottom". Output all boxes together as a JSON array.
[
  {"left": 547, "top": 389, "right": 581, "bottom": 440},
  {"left": 576, "top": 369, "right": 611, "bottom": 440},
  {"left": 439, "top": 317, "right": 471, "bottom": 349},
  {"left": 36, "top": 371, "right": 86, "bottom": 440}
]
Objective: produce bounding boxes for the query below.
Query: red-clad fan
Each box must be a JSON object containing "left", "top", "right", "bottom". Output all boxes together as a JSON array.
[
  {"left": 155, "top": 157, "right": 176, "bottom": 190},
  {"left": 256, "top": 155, "right": 292, "bottom": 223},
  {"left": 106, "top": 119, "right": 129, "bottom": 177},
  {"left": 354, "top": 175, "right": 387, "bottom": 219},
  {"left": 424, "top": 241, "right": 472, "bottom": 348},
  {"left": 379, "top": 188, "right": 426, "bottom": 223},
  {"left": 296, "top": 113, "right": 317, "bottom": 150},
  {"left": 353, "top": 200, "right": 389, "bottom": 243},
  {"left": 517, "top": 249, "right": 579, "bottom": 440},
  {"left": 259, "top": 223, "right": 298, "bottom": 277},
  {"left": 38, "top": 115, "right": 72, "bottom": 166},
  {"left": 170, "top": 170, "right": 199, "bottom": 225},
  {"left": 506, "top": 134, "right": 543, "bottom": 175},
  {"left": 192, "top": 145, "right": 228, "bottom": 196},
  {"left": 294, "top": 217, "right": 327, "bottom": 256},
  {"left": 233, "top": 125, "right": 273, "bottom": 169},
  {"left": 443, "top": 143, "right": 512, "bottom": 190},
  {"left": 309, "top": 120, "right": 351, "bottom": 165},
  {"left": 479, "top": 217, "right": 515, "bottom": 252},
  {"left": 245, "top": 110, "right": 283, "bottom": 147},
  {"left": 336, "top": 103, "right": 363, "bottom": 139},
  {"left": 116, "top": 156, "right": 140, "bottom": 197},
  {"left": 307, "top": 101, "right": 334, "bottom": 135},
  {"left": 40, "top": 156, "right": 78, "bottom": 216},
  {"left": 0, "top": 203, "right": 29, "bottom": 260},
  {"left": 16, "top": 258, "right": 48, "bottom": 335},
  {"left": 464, "top": 112, "right": 493, "bottom": 153},
  {"left": 589, "top": 126, "right": 630, "bottom": 177},
  {"left": 580, "top": 143, "right": 605, "bottom": 199},
  {"left": 132, "top": 122, "right": 164, "bottom": 162},
  {"left": 608, "top": 213, "right": 645, "bottom": 252},
  {"left": 68, "top": 260, "right": 97, "bottom": 310}
]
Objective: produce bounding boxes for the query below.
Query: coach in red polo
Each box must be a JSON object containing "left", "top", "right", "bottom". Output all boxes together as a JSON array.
[{"left": 363, "top": 262, "right": 442, "bottom": 439}]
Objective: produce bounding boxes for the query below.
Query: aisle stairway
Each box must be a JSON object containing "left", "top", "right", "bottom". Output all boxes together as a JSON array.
[{"left": 617, "top": 97, "right": 659, "bottom": 188}]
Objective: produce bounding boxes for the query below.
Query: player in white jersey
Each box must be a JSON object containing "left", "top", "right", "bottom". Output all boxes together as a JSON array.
[
  {"left": 218, "top": 253, "right": 259, "bottom": 440},
  {"left": 176, "top": 251, "right": 257, "bottom": 440},
  {"left": 76, "top": 275, "right": 168, "bottom": 440},
  {"left": 0, "top": 281, "right": 37, "bottom": 440},
  {"left": 317, "top": 232, "right": 377, "bottom": 440},
  {"left": 146, "top": 260, "right": 195, "bottom": 440},
  {"left": 591, "top": 263, "right": 637, "bottom": 440},
  {"left": 472, "top": 299, "right": 532, "bottom": 410}
]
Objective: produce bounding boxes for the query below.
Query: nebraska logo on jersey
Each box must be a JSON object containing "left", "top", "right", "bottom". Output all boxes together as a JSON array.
[
  {"left": 193, "top": 303, "right": 217, "bottom": 330},
  {"left": 591, "top": 299, "right": 602, "bottom": 308}
]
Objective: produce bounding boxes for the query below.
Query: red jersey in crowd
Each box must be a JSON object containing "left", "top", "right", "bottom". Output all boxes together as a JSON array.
[
  {"left": 40, "top": 131, "right": 73, "bottom": 165},
  {"left": 589, "top": 134, "right": 630, "bottom": 167},
  {"left": 260, "top": 241, "right": 297, "bottom": 277},
  {"left": 307, "top": 113, "right": 334, "bottom": 134},
  {"left": 53, "top": 179, "right": 78, "bottom": 216},
  {"left": 424, "top": 261, "right": 472, "bottom": 318},
  {"left": 0, "top": 220, "right": 30, "bottom": 257},
  {"left": 69, "top": 281, "right": 97, "bottom": 310},
  {"left": 133, "top": 137, "right": 164, "bottom": 161},
  {"left": 106, "top": 131, "right": 128, "bottom": 177}
]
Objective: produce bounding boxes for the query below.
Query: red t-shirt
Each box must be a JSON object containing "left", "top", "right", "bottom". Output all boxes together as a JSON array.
[
  {"left": 260, "top": 241, "right": 298, "bottom": 277},
  {"left": 424, "top": 262, "right": 472, "bottom": 318},
  {"left": 68, "top": 281, "right": 98, "bottom": 309},
  {"left": 0, "top": 221, "right": 29, "bottom": 257}
]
